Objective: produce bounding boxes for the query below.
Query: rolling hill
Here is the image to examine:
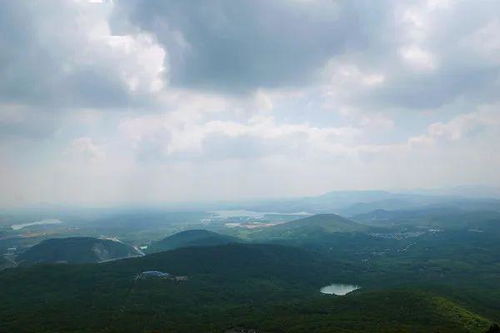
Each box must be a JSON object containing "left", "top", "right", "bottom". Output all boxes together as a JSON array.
[
  {"left": 252, "top": 214, "right": 369, "bottom": 240},
  {"left": 16, "top": 237, "right": 143, "bottom": 265},
  {"left": 0, "top": 243, "right": 356, "bottom": 332},
  {"left": 0, "top": 242, "right": 495, "bottom": 332},
  {"left": 147, "top": 229, "right": 241, "bottom": 253}
]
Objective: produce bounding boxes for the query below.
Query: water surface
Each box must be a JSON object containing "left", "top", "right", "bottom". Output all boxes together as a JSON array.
[{"left": 320, "top": 283, "right": 360, "bottom": 296}]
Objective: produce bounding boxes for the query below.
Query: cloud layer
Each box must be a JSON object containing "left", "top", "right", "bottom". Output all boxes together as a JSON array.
[{"left": 1, "top": 0, "right": 499, "bottom": 206}]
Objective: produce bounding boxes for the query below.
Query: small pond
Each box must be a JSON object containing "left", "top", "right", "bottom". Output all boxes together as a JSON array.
[{"left": 320, "top": 284, "right": 360, "bottom": 296}]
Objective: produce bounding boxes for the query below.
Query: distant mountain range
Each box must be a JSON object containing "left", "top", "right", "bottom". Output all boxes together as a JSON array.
[
  {"left": 17, "top": 237, "right": 143, "bottom": 265},
  {"left": 352, "top": 208, "right": 500, "bottom": 231},
  {"left": 5, "top": 187, "right": 500, "bottom": 223},
  {"left": 239, "top": 189, "right": 500, "bottom": 216}
]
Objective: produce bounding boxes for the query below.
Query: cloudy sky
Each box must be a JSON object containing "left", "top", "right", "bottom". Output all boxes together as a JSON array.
[{"left": 1, "top": 0, "right": 500, "bottom": 206}]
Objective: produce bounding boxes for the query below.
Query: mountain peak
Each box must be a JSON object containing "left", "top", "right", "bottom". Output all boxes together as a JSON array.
[{"left": 147, "top": 229, "right": 240, "bottom": 253}]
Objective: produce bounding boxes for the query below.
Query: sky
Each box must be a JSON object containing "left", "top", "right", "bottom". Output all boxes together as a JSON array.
[{"left": 1, "top": 0, "right": 500, "bottom": 207}]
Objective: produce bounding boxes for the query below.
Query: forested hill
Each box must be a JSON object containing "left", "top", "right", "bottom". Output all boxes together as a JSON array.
[
  {"left": 0, "top": 242, "right": 497, "bottom": 332},
  {"left": 147, "top": 229, "right": 240, "bottom": 253},
  {"left": 17, "top": 237, "right": 143, "bottom": 265}
]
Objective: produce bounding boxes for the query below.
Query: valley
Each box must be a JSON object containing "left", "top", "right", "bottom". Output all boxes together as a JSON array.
[{"left": 1, "top": 191, "right": 500, "bottom": 332}]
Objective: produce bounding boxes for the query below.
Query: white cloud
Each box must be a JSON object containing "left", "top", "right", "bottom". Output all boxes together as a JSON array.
[
  {"left": 0, "top": 0, "right": 167, "bottom": 107},
  {"left": 399, "top": 45, "right": 436, "bottom": 70},
  {"left": 69, "top": 137, "right": 106, "bottom": 162},
  {"left": 462, "top": 19, "right": 500, "bottom": 64},
  {"left": 2, "top": 0, "right": 500, "bottom": 206},
  {"left": 102, "top": 34, "right": 167, "bottom": 94},
  {"left": 409, "top": 106, "right": 500, "bottom": 146}
]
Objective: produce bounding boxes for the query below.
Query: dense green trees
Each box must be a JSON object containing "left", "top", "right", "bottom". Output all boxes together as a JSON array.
[{"left": 0, "top": 242, "right": 498, "bottom": 332}]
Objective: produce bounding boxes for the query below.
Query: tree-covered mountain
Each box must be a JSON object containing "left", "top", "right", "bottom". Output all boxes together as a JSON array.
[
  {"left": 16, "top": 237, "right": 143, "bottom": 265},
  {"left": 0, "top": 242, "right": 496, "bottom": 332},
  {"left": 147, "top": 229, "right": 240, "bottom": 253},
  {"left": 251, "top": 214, "right": 369, "bottom": 241},
  {"left": 247, "top": 290, "right": 491, "bottom": 333},
  {"left": 0, "top": 243, "right": 353, "bottom": 332}
]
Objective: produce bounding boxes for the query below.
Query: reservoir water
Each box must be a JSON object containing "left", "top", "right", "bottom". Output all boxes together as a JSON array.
[{"left": 320, "top": 284, "right": 360, "bottom": 296}]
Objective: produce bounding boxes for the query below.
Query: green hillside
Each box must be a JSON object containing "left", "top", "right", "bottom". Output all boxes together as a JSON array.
[
  {"left": 252, "top": 214, "right": 369, "bottom": 240},
  {"left": 0, "top": 243, "right": 355, "bottom": 332},
  {"left": 0, "top": 243, "right": 495, "bottom": 332},
  {"left": 245, "top": 290, "right": 491, "bottom": 333},
  {"left": 147, "top": 229, "right": 240, "bottom": 253},
  {"left": 16, "top": 237, "right": 143, "bottom": 265}
]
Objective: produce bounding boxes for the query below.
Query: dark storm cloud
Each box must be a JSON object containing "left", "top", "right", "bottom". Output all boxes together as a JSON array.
[
  {"left": 118, "top": 0, "right": 500, "bottom": 111},
  {"left": 116, "top": 0, "right": 392, "bottom": 93},
  {"left": 2, "top": 0, "right": 499, "bottom": 113}
]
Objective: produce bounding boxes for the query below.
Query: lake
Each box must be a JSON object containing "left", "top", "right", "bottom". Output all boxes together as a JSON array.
[{"left": 320, "top": 283, "right": 360, "bottom": 296}]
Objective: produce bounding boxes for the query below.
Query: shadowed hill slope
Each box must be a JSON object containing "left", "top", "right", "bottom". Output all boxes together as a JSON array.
[
  {"left": 147, "top": 229, "right": 240, "bottom": 253},
  {"left": 17, "top": 237, "right": 143, "bottom": 265}
]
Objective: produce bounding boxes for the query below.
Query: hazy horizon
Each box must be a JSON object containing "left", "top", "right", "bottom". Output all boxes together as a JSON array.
[{"left": 1, "top": 0, "right": 500, "bottom": 207}]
